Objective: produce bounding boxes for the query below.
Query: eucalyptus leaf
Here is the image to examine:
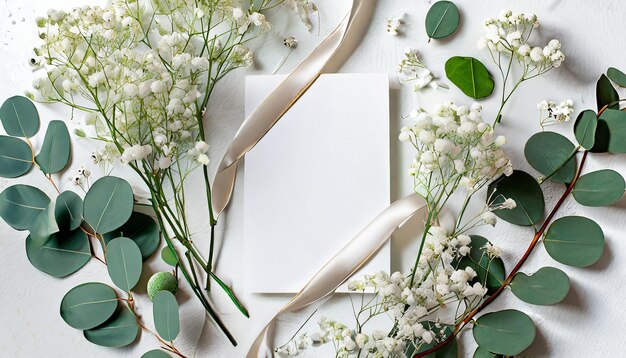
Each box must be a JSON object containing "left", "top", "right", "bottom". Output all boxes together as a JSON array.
[
  {"left": 544, "top": 216, "right": 604, "bottom": 267},
  {"left": 83, "top": 176, "right": 134, "bottom": 234},
  {"left": 573, "top": 169, "right": 625, "bottom": 207},
  {"left": 161, "top": 246, "right": 179, "bottom": 266},
  {"left": 445, "top": 56, "right": 494, "bottom": 99},
  {"left": 26, "top": 229, "right": 91, "bottom": 277},
  {"left": 425, "top": 1, "right": 460, "bottom": 40},
  {"left": 524, "top": 132, "right": 577, "bottom": 184},
  {"left": 153, "top": 290, "right": 180, "bottom": 341},
  {"left": 596, "top": 109, "right": 626, "bottom": 153},
  {"left": 35, "top": 120, "right": 71, "bottom": 174},
  {"left": 60, "top": 282, "right": 118, "bottom": 330},
  {"left": 0, "top": 95, "right": 40, "bottom": 138},
  {"left": 473, "top": 309, "right": 536, "bottom": 356},
  {"left": 473, "top": 347, "right": 504, "bottom": 358},
  {"left": 487, "top": 170, "right": 544, "bottom": 226},
  {"left": 0, "top": 135, "right": 33, "bottom": 178},
  {"left": 458, "top": 235, "right": 505, "bottom": 294},
  {"left": 142, "top": 350, "right": 172, "bottom": 358},
  {"left": 103, "top": 212, "right": 160, "bottom": 260},
  {"left": 573, "top": 110, "right": 597, "bottom": 150},
  {"left": 596, "top": 74, "right": 619, "bottom": 111},
  {"left": 84, "top": 307, "right": 139, "bottom": 347},
  {"left": 607, "top": 67, "right": 626, "bottom": 87},
  {"left": 29, "top": 201, "right": 59, "bottom": 247},
  {"left": 510, "top": 267, "right": 570, "bottom": 305},
  {"left": 55, "top": 191, "right": 83, "bottom": 231},
  {"left": 106, "top": 237, "right": 143, "bottom": 292},
  {"left": 0, "top": 184, "right": 50, "bottom": 231}
]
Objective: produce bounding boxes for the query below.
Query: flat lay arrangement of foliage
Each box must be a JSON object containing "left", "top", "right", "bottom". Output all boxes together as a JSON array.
[
  {"left": 0, "top": 0, "right": 624, "bottom": 357},
  {"left": 275, "top": 7, "right": 625, "bottom": 358}
]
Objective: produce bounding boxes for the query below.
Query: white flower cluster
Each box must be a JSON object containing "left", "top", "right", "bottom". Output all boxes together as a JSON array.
[
  {"left": 477, "top": 10, "right": 565, "bottom": 71},
  {"left": 400, "top": 102, "right": 512, "bottom": 195},
  {"left": 285, "top": 0, "right": 318, "bottom": 31},
  {"left": 397, "top": 48, "right": 446, "bottom": 92},
  {"left": 537, "top": 99, "right": 574, "bottom": 127},
  {"left": 386, "top": 14, "right": 405, "bottom": 36}
]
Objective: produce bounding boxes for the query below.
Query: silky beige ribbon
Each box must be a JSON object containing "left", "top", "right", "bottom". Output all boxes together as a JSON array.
[
  {"left": 211, "top": 0, "right": 371, "bottom": 216},
  {"left": 247, "top": 193, "right": 427, "bottom": 357}
]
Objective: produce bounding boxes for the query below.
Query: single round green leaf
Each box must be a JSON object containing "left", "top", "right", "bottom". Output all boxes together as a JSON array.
[
  {"left": 596, "top": 74, "right": 619, "bottom": 111},
  {"left": 524, "top": 132, "right": 577, "bottom": 184},
  {"left": 573, "top": 169, "right": 625, "bottom": 207},
  {"left": 103, "top": 212, "right": 160, "bottom": 260},
  {"left": 473, "top": 309, "right": 536, "bottom": 356},
  {"left": 84, "top": 307, "right": 139, "bottom": 347},
  {"left": 60, "top": 282, "right": 118, "bottom": 330},
  {"left": 29, "top": 201, "right": 59, "bottom": 247},
  {"left": 106, "top": 237, "right": 143, "bottom": 292},
  {"left": 607, "top": 67, "right": 626, "bottom": 87},
  {"left": 487, "top": 170, "right": 544, "bottom": 226},
  {"left": 26, "top": 229, "right": 90, "bottom": 277},
  {"left": 35, "top": 120, "right": 71, "bottom": 174},
  {"left": 153, "top": 290, "right": 180, "bottom": 341},
  {"left": 0, "top": 95, "right": 40, "bottom": 138},
  {"left": 0, "top": 184, "right": 50, "bottom": 231},
  {"left": 0, "top": 135, "right": 33, "bottom": 178},
  {"left": 595, "top": 109, "right": 626, "bottom": 153},
  {"left": 142, "top": 350, "right": 172, "bottom": 358},
  {"left": 458, "top": 235, "right": 505, "bottom": 294},
  {"left": 161, "top": 246, "right": 179, "bottom": 266},
  {"left": 574, "top": 110, "right": 597, "bottom": 150},
  {"left": 473, "top": 347, "right": 504, "bottom": 358},
  {"left": 544, "top": 216, "right": 604, "bottom": 267},
  {"left": 55, "top": 191, "right": 83, "bottom": 231},
  {"left": 445, "top": 56, "right": 494, "bottom": 99},
  {"left": 83, "top": 176, "right": 134, "bottom": 234},
  {"left": 510, "top": 267, "right": 570, "bottom": 305},
  {"left": 425, "top": 1, "right": 460, "bottom": 40}
]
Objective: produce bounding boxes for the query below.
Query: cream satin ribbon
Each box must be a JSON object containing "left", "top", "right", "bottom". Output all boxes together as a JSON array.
[
  {"left": 248, "top": 193, "right": 427, "bottom": 357},
  {"left": 211, "top": 0, "right": 371, "bottom": 216}
]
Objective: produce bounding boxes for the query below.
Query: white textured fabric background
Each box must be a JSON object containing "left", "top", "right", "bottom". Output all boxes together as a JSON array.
[{"left": 1, "top": 0, "right": 625, "bottom": 357}]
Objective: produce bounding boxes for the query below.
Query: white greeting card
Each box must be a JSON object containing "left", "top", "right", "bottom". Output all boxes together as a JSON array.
[{"left": 243, "top": 73, "right": 390, "bottom": 293}]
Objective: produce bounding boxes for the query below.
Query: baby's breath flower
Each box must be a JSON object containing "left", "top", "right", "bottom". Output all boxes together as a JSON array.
[
  {"left": 538, "top": 99, "right": 574, "bottom": 128},
  {"left": 397, "top": 48, "right": 446, "bottom": 91}
]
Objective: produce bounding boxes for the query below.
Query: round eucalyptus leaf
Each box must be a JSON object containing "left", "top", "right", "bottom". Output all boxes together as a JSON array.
[
  {"left": 445, "top": 57, "right": 494, "bottom": 99},
  {"left": 458, "top": 235, "right": 505, "bottom": 294},
  {"left": 26, "top": 229, "right": 90, "bottom": 278},
  {"left": 473, "top": 347, "right": 504, "bottom": 358},
  {"left": 573, "top": 169, "right": 625, "bottom": 207},
  {"left": 60, "top": 282, "right": 118, "bottom": 330},
  {"left": 153, "top": 290, "right": 180, "bottom": 341},
  {"left": 29, "top": 201, "right": 59, "bottom": 247},
  {"left": 425, "top": 1, "right": 460, "bottom": 40},
  {"left": 487, "top": 170, "right": 544, "bottom": 226},
  {"left": 161, "top": 246, "right": 179, "bottom": 266},
  {"left": 35, "top": 120, "right": 71, "bottom": 174},
  {"left": 524, "top": 132, "right": 577, "bottom": 183},
  {"left": 596, "top": 109, "right": 626, "bottom": 153},
  {"left": 103, "top": 212, "right": 160, "bottom": 260},
  {"left": 510, "top": 267, "right": 570, "bottom": 305},
  {"left": 473, "top": 309, "right": 536, "bottom": 356},
  {"left": 596, "top": 74, "right": 619, "bottom": 111},
  {"left": 55, "top": 191, "right": 83, "bottom": 231},
  {"left": 142, "top": 350, "right": 172, "bottom": 358},
  {"left": 544, "top": 216, "right": 604, "bottom": 267},
  {"left": 607, "top": 67, "right": 626, "bottom": 87},
  {"left": 0, "top": 184, "right": 50, "bottom": 231},
  {"left": 84, "top": 307, "right": 139, "bottom": 347},
  {"left": 105, "top": 237, "right": 143, "bottom": 292},
  {"left": 574, "top": 110, "right": 597, "bottom": 150},
  {"left": 83, "top": 176, "right": 134, "bottom": 234},
  {"left": 0, "top": 135, "right": 33, "bottom": 178},
  {"left": 0, "top": 95, "right": 40, "bottom": 138}
]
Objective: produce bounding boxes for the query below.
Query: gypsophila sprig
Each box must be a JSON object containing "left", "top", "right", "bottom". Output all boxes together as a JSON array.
[
  {"left": 477, "top": 10, "right": 566, "bottom": 124},
  {"left": 29, "top": 0, "right": 317, "bottom": 345},
  {"left": 398, "top": 48, "right": 447, "bottom": 91},
  {"left": 538, "top": 99, "right": 574, "bottom": 128}
]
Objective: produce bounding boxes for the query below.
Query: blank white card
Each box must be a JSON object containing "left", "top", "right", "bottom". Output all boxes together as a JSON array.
[{"left": 243, "top": 73, "right": 390, "bottom": 293}]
